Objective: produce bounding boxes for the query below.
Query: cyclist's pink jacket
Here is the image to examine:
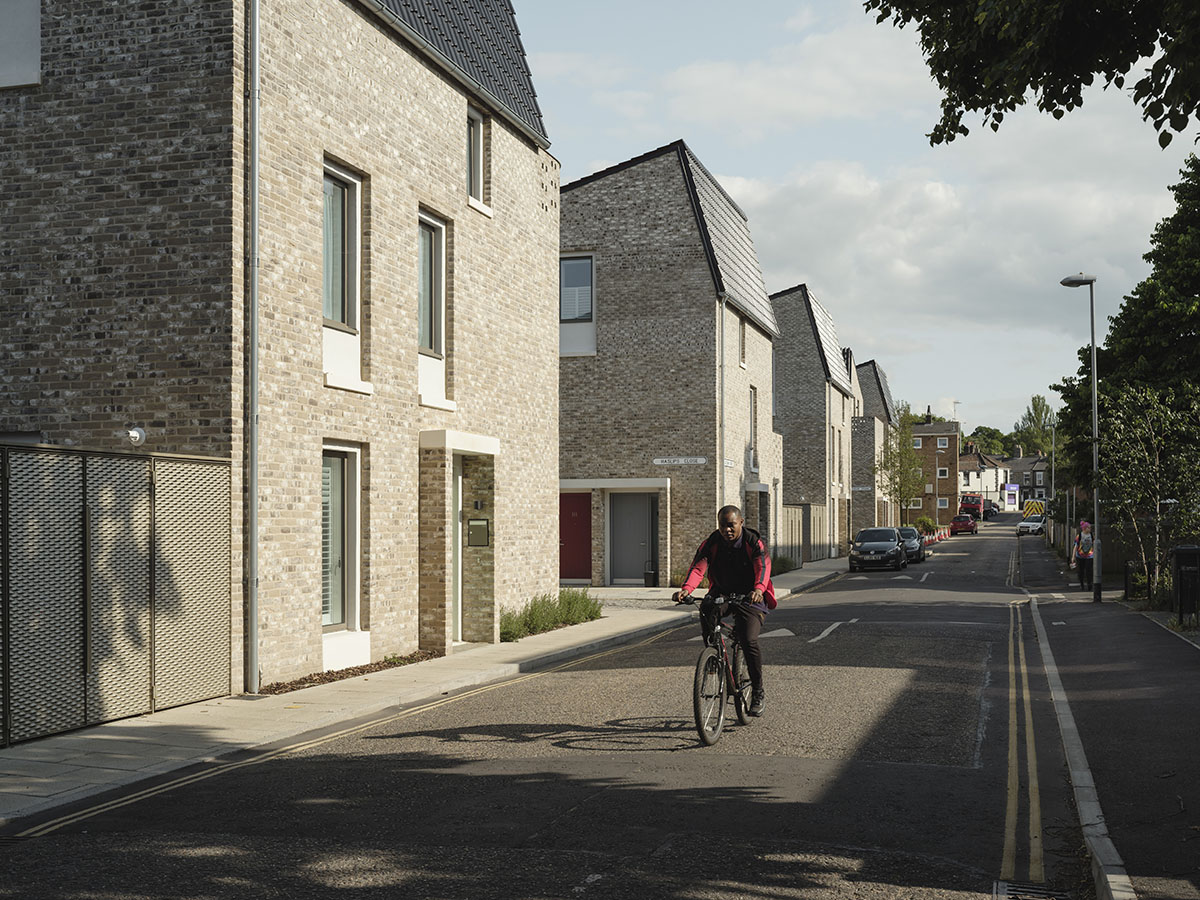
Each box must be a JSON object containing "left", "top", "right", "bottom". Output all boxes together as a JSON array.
[{"left": 680, "top": 528, "right": 776, "bottom": 610}]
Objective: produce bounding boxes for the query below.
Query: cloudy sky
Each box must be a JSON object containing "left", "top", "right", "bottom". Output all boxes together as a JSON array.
[{"left": 514, "top": 0, "right": 1194, "bottom": 435}]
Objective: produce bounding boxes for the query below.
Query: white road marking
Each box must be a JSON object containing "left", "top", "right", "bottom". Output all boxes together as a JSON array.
[
  {"left": 849, "top": 575, "right": 868, "bottom": 580},
  {"left": 809, "top": 622, "right": 845, "bottom": 643},
  {"left": 759, "top": 628, "right": 795, "bottom": 638},
  {"left": 892, "top": 574, "right": 913, "bottom": 580},
  {"left": 920, "top": 572, "right": 931, "bottom": 583},
  {"left": 1052, "top": 622, "right": 1066, "bottom": 626}
]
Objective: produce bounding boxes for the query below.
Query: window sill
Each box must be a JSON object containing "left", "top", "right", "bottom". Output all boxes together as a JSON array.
[
  {"left": 324, "top": 373, "right": 374, "bottom": 395},
  {"left": 559, "top": 350, "right": 598, "bottom": 358},
  {"left": 419, "top": 395, "right": 458, "bottom": 412},
  {"left": 468, "top": 196, "right": 493, "bottom": 218}
]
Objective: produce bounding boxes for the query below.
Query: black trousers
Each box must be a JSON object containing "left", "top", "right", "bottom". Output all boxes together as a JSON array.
[
  {"left": 699, "top": 596, "right": 765, "bottom": 692},
  {"left": 1077, "top": 556, "right": 1094, "bottom": 590}
]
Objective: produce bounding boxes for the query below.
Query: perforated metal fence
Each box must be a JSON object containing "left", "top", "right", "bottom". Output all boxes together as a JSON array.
[{"left": 1, "top": 444, "right": 231, "bottom": 747}]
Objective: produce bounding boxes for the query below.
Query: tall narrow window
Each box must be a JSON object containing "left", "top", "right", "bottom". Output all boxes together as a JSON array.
[
  {"left": 749, "top": 386, "right": 758, "bottom": 470},
  {"left": 739, "top": 317, "right": 746, "bottom": 365},
  {"left": 419, "top": 216, "right": 444, "bottom": 355},
  {"left": 467, "top": 107, "right": 485, "bottom": 203},
  {"left": 322, "top": 451, "right": 347, "bottom": 629},
  {"left": 560, "top": 257, "right": 593, "bottom": 322},
  {"left": 323, "top": 174, "right": 350, "bottom": 326}
]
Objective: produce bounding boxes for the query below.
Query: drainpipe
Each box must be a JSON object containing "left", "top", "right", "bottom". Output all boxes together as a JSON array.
[
  {"left": 718, "top": 292, "right": 727, "bottom": 504},
  {"left": 244, "top": 0, "right": 261, "bottom": 693}
]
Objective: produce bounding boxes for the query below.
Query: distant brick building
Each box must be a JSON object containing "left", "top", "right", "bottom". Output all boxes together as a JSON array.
[
  {"left": 1, "top": 0, "right": 560, "bottom": 691},
  {"left": 771, "top": 284, "right": 860, "bottom": 559},
  {"left": 911, "top": 412, "right": 961, "bottom": 526},
  {"left": 558, "top": 141, "right": 783, "bottom": 585}
]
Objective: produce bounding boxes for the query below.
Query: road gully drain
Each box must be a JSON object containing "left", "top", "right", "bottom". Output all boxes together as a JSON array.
[{"left": 994, "top": 881, "right": 1070, "bottom": 900}]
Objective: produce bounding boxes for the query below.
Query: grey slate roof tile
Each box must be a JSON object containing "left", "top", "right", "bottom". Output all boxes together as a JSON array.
[
  {"left": 856, "top": 359, "right": 897, "bottom": 423},
  {"left": 771, "top": 284, "right": 852, "bottom": 396},
  {"left": 376, "top": 0, "right": 547, "bottom": 141}
]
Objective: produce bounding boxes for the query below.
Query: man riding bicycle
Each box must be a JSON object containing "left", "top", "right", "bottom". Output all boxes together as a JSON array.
[{"left": 674, "top": 505, "right": 775, "bottom": 717}]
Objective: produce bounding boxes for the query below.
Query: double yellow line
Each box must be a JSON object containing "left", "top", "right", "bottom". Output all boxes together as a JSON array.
[
  {"left": 17, "top": 632, "right": 673, "bottom": 838},
  {"left": 1001, "top": 601, "right": 1044, "bottom": 882}
]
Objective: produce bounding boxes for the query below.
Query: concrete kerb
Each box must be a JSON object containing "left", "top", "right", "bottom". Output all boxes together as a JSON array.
[{"left": 1026, "top": 594, "right": 1136, "bottom": 900}]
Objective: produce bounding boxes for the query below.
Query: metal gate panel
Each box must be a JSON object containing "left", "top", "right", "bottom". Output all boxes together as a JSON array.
[
  {"left": 86, "top": 456, "right": 153, "bottom": 724},
  {"left": 6, "top": 451, "right": 86, "bottom": 742},
  {"left": 153, "top": 460, "right": 230, "bottom": 710}
]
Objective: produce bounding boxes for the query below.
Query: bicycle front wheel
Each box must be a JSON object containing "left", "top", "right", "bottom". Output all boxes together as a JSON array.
[
  {"left": 693, "top": 646, "right": 726, "bottom": 745},
  {"left": 731, "top": 642, "right": 754, "bottom": 726}
]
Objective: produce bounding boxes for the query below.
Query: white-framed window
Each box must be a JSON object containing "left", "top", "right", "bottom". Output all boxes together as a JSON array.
[
  {"left": 466, "top": 106, "right": 490, "bottom": 212},
  {"left": 908, "top": 498, "right": 923, "bottom": 509},
  {"left": 418, "top": 211, "right": 454, "bottom": 409},
  {"left": 1036, "top": 471, "right": 1044, "bottom": 486},
  {"left": 749, "top": 385, "right": 759, "bottom": 471},
  {"left": 1023, "top": 472, "right": 1030, "bottom": 485},
  {"left": 322, "top": 446, "right": 359, "bottom": 630},
  {"left": 0, "top": 1, "right": 40, "bottom": 88},
  {"left": 962, "top": 472, "right": 970, "bottom": 486},
  {"left": 560, "top": 254, "right": 596, "bottom": 356},
  {"left": 937, "top": 497, "right": 950, "bottom": 509},
  {"left": 322, "top": 161, "right": 371, "bottom": 394},
  {"left": 913, "top": 437, "right": 922, "bottom": 449},
  {"left": 1035, "top": 488, "right": 1046, "bottom": 499},
  {"left": 937, "top": 467, "right": 948, "bottom": 479},
  {"left": 937, "top": 437, "right": 949, "bottom": 449}
]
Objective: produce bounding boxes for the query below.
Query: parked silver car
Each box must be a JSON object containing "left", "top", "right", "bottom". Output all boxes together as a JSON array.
[{"left": 898, "top": 526, "right": 926, "bottom": 563}]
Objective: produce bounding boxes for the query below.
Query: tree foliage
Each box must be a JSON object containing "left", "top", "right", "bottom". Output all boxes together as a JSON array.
[
  {"left": 966, "top": 425, "right": 1006, "bottom": 456},
  {"left": 876, "top": 404, "right": 924, "bottom": 525},
  {"left": 1099, "top": 384, "right": 1200, "bottom": 594},
  {"left": 1010, "top": 395, "right": 1057, "bottom": 456},
  {"left": 864, "top": 0, "right": 1200, "bottom": 147},
  {"left": 1054, "top": 155, "right": 1200, "bottom": 486}
]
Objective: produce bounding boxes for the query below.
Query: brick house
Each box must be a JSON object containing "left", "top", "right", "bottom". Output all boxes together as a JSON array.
[
  {"left": 771, "top": 284, "right": 860, "bottom": 560},
  {"left": 1007, "top": 453, "right": 1052, "bottom": 506},
  {"left": 1, "top": 0, "right": 560, "bottom": 697},
  {"left": 851, "top": 359, "right": 898, "bottom": 530},
  {"left": 911, "top": 413, "right": 961, "bottom": 526},
  {"left": 557, "top": 140, "right": 783, "bottom": 586}
]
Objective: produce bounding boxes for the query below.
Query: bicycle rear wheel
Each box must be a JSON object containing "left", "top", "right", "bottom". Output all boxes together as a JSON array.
[
  {"left": 693, "top": 646, "right": 725, "bottom": 745},
  {"left": 731, "top": 643, "right": 754, "bottom": 726}
]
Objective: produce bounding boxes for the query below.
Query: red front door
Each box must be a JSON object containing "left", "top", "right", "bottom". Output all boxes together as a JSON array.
[{"left": 559, "top": 493, "right": 592, "bottom": 580}]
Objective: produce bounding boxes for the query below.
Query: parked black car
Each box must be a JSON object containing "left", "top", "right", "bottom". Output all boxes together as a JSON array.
[
  {"left": 898, "top": 526, "right": 926, "bottom": 563},
  {"left": 849, "top": 527, "right": 907, "bottom": 572}
]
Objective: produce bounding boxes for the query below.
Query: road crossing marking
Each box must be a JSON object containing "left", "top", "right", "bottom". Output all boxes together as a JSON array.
[
  {"left": 759, "top": 628, "right": 795, "bottom": 638},
  {"left": 891, "top": 574, "right": 913, "bottom": 580},
  {"left": 920, "top": 572, "right": 931, "bottom": 583}
]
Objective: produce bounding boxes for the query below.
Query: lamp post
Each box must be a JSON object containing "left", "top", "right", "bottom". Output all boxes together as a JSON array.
[{"left": 1060, "top": 273, "right": 1102, "bottom": 602}]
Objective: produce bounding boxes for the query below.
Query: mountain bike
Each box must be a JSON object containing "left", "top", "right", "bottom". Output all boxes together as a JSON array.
[{"left": 678, "top": 594, "right": 755, "bottom": 745}]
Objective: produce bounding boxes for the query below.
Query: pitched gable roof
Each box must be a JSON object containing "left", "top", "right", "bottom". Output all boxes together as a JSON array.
[
  {"left": 770, "top": 284, "right": 852, "bottom": 397},
  {"left": 562, "top": 140, "right": 778, "bottom": 337},
  {"left": 856, "top": 359, "right": 897, "bottom": 424},
  {"left": 366, "top": 0, "right": 548, "bottom": 145}
]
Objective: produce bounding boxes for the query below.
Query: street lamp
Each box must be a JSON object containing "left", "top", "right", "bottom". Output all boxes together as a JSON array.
[{"left": 1060, "top": 273, "right": 1102, "bottom": 602}]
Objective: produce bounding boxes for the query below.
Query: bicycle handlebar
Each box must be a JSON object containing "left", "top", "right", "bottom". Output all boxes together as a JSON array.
[{"left": 675, "top": 593, "right": 755, "bottom": 608}]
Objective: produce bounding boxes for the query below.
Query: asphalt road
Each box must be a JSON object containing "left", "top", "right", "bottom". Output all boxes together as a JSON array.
[{"left": 3, "top": 514, "right": 1092, "bottom": 899}]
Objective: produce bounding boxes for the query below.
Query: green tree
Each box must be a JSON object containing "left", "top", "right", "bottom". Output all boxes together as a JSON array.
[
  {"left": 864, "top": 0, "right": 1200, "bottom": 147},
  {"left": 966, "top": 425, "right": 1006, "bottom": 456},
  {"left": 1054, "top": 155, "right": 1200, "bottom": 486},
  {"left": 876, "top": 410, "right": 924, "bottom": 525},
  {"left": 1010, "top": 395, "right": 1057, "bottom": 456},
  {"left": 1099, "top": 384, "right": 1200, "bottom": 596}
]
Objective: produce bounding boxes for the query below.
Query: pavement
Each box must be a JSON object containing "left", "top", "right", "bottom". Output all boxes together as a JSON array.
[
  {"left": 1017, "top": 532, "right": 1200, "bottom": 900},
  {"left": 0, "top": 555, "right": 849, "bottom": 829}
]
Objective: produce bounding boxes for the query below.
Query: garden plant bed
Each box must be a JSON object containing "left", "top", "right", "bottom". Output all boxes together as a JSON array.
[{"left": 259, "top": 649, "right": 444, "bottom": 695}]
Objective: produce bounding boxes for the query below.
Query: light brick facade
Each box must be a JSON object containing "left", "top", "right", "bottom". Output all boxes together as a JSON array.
[
  {"left": 771, "top": 285, "right": 858, "bottom": 559},
  {"left": 2, "top": 0, "right": 559, "bottom": 688},
  {"left": 558, "top": 143, "right": 783, "bottom": 585}
]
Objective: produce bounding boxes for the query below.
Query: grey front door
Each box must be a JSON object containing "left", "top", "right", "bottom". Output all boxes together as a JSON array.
[{"left": 610, "top": 493, "right": 655, "bottom": 583}]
